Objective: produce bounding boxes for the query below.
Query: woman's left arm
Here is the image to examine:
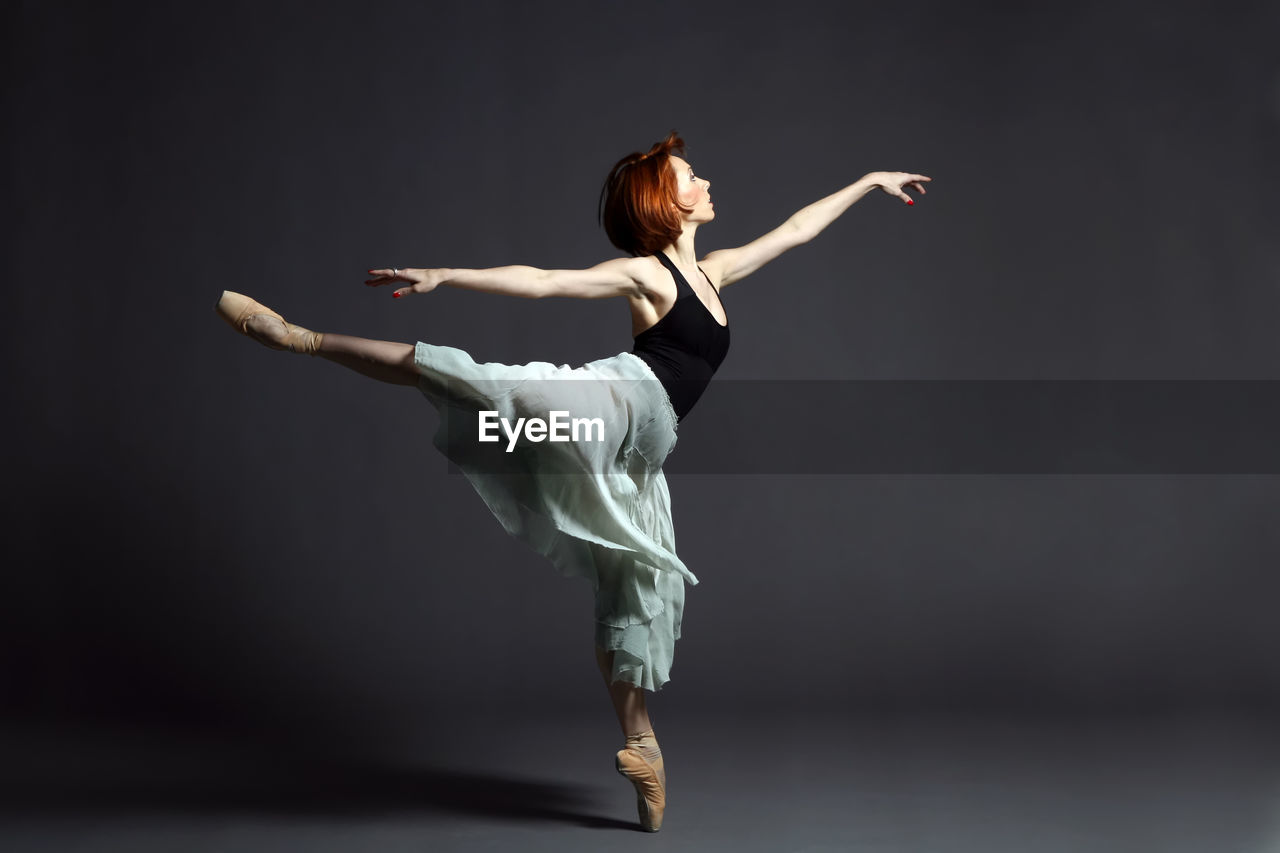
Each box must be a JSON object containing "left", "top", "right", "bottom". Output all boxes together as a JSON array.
[{"left": 702, "top": 171, "right": 930, "bottom": 288}]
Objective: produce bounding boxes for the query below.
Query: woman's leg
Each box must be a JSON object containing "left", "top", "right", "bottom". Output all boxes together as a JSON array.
[
  {"left": 595, "top": 645, "right": 654, "bottom": 736},
  {"left": 597, "top": 645, "right": 667, "bottom": 832},
  {"left": 317, "top": 334, "right": 419, "bottom": 386},
  {"left": 218, "top": 291, "right": 420, "bottom": 386}
]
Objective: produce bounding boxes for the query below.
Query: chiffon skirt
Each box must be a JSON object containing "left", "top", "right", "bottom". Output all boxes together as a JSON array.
[{"left": 413, "top": 342, "right": 697, "bottom": 691}]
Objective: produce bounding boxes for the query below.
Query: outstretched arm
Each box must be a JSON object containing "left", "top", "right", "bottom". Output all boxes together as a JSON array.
[
  {"left": 702, "top": 171, "right": 930, "bottom": 288},
  {"left": 365, "top": 257, "right": 648, "bottom": 300}
]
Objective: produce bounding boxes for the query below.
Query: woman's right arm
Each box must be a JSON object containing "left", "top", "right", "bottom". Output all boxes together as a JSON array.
[{"left": 366, "top": 257, "right": 647, "bottom": 300}]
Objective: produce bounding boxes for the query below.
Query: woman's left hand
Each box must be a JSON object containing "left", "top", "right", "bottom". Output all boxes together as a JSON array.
[{"left": 865, "top": 172, "right": 932, "bottom": 204}]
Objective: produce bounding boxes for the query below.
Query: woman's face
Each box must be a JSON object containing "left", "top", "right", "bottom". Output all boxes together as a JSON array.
[{"left": 669, "top": 155, "right": 714, "bottom": 223}]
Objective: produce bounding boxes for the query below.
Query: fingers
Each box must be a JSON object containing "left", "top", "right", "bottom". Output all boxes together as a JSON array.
[
  {"left": 365, "top": 268, "right": 399, "bottom": 286},
  {"left": 366, "top": 268, "right": 431, "bottom": 298},
  {"left": 897, "top": 173, "right": 931, "bottom": 203}
]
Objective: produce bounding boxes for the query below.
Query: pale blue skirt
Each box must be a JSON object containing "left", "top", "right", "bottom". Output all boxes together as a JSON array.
[{"left": 413, "top": 342, "right": 697, "bottom": 691}]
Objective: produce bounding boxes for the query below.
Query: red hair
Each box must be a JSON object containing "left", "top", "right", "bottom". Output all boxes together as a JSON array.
[{"left": 598, "top": 131, "right": 691, "bottom": 257}]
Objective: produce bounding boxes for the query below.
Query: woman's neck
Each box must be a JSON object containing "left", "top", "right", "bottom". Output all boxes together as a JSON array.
[{"left": 665, "top": 226, "right": 699, "bottom": 266}]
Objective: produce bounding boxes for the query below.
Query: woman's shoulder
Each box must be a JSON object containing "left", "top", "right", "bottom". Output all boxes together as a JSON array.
[
  {"left": 696, "top": 251, "right": 727, "bottom": 291},
  {"left": 626, "top": 254, "right": 677, "bottom": 299}
]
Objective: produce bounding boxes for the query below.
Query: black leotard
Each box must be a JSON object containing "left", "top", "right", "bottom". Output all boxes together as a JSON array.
[{"left": 631, "top": 251, "right": 731, "bottom": 422}]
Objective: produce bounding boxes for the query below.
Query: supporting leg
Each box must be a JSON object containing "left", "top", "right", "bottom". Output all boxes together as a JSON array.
[
  {"left": 595, "top": 645, "right": 654, "bottom": 737},
  {"left": 596, "top": 645, "right": 667, "bottom": 832}
]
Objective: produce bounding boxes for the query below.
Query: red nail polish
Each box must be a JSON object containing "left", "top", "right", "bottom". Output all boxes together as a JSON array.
[
  {"left": 907, "top": 199, "right": 914, "bottom": 205},
  {"left": 392, "top": 292, "right": 401, "bottom": 298}
]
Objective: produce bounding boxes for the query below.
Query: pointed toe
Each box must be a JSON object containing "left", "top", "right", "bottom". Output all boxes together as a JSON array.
[
  {"left": 214, "top": 291, "right": 321, "bottom": 355},
  {"left": 616, "top": 746, "right": 665, "bottom": 831}
]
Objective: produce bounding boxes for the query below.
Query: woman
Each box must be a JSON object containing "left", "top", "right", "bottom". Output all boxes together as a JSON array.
[{"left": 217, "top": 131, "right": 929, "bottom": 831}]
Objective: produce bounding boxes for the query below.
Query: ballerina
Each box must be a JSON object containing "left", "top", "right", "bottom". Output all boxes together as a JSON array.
[{"left": 217, "top": 130, "right": 929, "bottom": 831}]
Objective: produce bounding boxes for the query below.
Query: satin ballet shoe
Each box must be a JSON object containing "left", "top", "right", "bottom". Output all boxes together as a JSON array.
[
  {"left": 215, "top": 290, "right": 323, "bottom": 355},
  {"left": 615, "top": 729, "right": 666, "bottom": 832}
]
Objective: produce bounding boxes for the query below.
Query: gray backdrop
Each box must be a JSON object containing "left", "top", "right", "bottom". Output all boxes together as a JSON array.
[{"left": 6, "top": 0, "right": 1279, "bottom": 737}]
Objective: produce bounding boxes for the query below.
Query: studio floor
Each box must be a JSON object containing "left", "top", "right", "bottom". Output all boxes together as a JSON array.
[{"left": 3, "top": 709, "right": 1278, "bottom": 853}]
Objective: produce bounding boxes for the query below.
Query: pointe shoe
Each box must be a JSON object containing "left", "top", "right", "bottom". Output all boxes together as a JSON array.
[
  {"left": 215, "top": 290, "right": 323, "bottom": 355},
  {"left": 615, "top": 730, "right": 665, "bottom": 832}
]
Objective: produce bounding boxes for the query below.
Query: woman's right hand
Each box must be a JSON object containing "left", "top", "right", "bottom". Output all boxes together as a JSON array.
[{"left": 364, "top": 268, "right": 445, "bottom": 298}]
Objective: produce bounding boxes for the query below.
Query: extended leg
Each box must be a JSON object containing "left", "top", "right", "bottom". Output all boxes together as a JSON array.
[
  {"left": 317, "top": 334, "right": 418, "bottom": 386},
  {"left": 216, "top": 291, "right": 419, "bottom": 386}
]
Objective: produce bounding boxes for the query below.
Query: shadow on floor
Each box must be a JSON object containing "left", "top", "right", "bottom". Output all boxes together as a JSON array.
[{"left": 0, "top": 733, "right": 637, "bottom": 831}]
